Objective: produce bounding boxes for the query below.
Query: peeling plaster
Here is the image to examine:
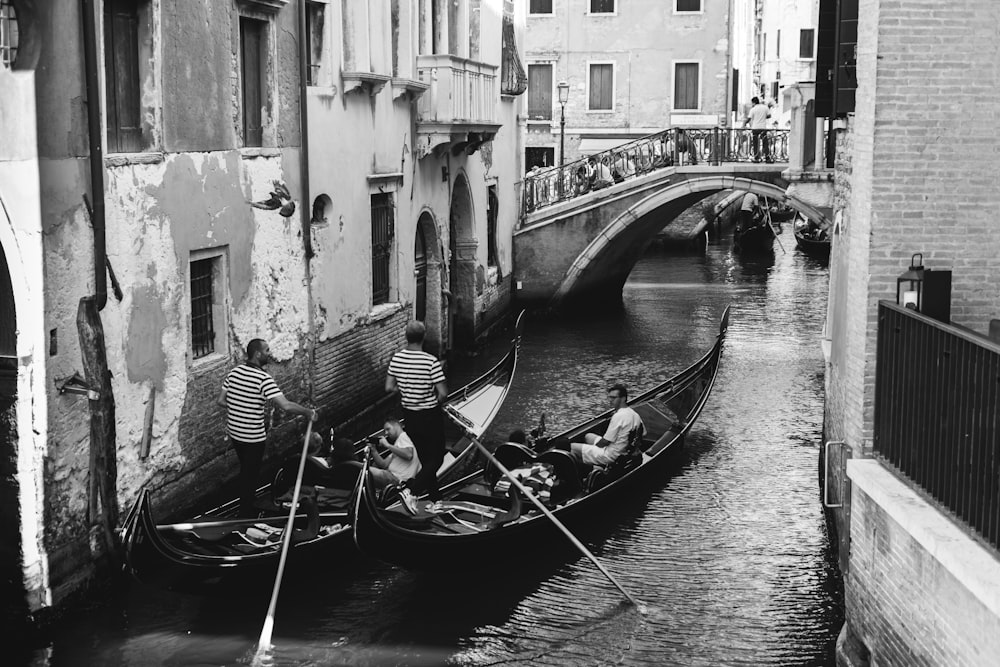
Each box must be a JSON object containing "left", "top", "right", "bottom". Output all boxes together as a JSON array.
[
  {"left": 144, "top": 152, "right": 254, "bottom": 307},
  {"left": 125, "top": 283, "right": 168, "bottom": 390}
]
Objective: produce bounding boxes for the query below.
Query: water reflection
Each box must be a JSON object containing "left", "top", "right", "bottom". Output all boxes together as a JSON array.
[{"left": 19, "top": 238, "right": 841, "bottom": 666}]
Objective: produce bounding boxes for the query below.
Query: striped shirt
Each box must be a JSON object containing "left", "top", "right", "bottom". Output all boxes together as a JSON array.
[
  {"left": 388, "top": 349, "right": 446, "bottom": 410},
  {"left": 223, "top": 364, "right": 283, "bottom": 443}
]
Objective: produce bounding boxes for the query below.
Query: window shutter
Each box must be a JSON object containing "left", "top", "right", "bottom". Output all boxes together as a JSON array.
[
  {"left": 104, "top": 0, "right": 142, "bottom": 153},
  {"left": 240, "top": 18, "right": 264, "bottom": 148},
  {"left": 589, "top": 64, "right": 612, "bottom": 110},
  {"left": 674, "top": 63, "right": 698, "bottom": 110},
  {"left": 528, "top": 64, "right": 552, "bottom": 119}
]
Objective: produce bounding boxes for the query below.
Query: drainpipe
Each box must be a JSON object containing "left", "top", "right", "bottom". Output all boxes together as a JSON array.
[
  {"left": 298, "top": 0, "right": 316, "bottom": 406},
  {"left": 81, "top": 0, "right": 107, "bottom": 310},
  {"left": 298, "top": 0, "right": 313, "bottom": 260}
]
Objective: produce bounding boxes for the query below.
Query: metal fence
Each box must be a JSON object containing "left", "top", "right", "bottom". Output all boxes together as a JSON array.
[
  {"left": 519, "top": 127, "right": 790, "bottom": 217},
  {"left": 875, "top": 301, "right": 1000, "bottom": 551}
]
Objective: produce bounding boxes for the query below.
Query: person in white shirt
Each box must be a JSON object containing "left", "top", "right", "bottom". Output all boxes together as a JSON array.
[
  {"left": 367, "top": 419, "right": 421, "bottom": 490},
  {"left": 743, "top": 96, "right": 772, "bottom": 162},
  {"left": 571, "top": 383, "right": 645, "bottom": 467},
  {"left": 739, "top": 191, "right": 761, "bottom": 233}
]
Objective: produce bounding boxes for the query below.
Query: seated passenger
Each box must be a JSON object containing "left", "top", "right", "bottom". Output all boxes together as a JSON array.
[
  {"left": 367, "top": 419, "right": 421, "bottom": 490},
  {"left": 570, "top": 383, "right": 644, "bottom": 468},
  {"left": 506, "top": 429, "right": 527, "bottom": 445}
]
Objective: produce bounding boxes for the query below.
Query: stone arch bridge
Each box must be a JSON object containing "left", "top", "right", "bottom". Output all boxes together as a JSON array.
[{"left": 513, "top": 164, "right": 832, "bottom": 306}]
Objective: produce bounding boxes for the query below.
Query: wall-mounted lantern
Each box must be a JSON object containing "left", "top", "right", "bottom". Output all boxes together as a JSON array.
[
  {"left": 895, "top": 252, "right": 952, "bottom": 323},
  {"left": 896, "top": 253, "right": 924, "bottom": 310}
]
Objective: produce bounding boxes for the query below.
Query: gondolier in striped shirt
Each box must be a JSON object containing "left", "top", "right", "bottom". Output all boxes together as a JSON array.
[
  {"left": 386, "top": 320, "right": 448, "bottom": 510},
  {"left": 219, "top": 338, "right": 318, "bottom": 517}
]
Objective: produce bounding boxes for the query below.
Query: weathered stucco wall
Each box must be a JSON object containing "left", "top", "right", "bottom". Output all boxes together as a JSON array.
[{"left": 0, "top": 67, "right": 51, "bottom": 617}]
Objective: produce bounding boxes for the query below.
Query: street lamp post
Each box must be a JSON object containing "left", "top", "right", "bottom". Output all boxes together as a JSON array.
[{"left": 557, "top": 81, "right": 570, "bottom": 196}]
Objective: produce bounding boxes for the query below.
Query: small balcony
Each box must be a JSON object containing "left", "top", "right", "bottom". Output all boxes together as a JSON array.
[{"left": 415, "top": 54, "right": 500, "bottom": 158}]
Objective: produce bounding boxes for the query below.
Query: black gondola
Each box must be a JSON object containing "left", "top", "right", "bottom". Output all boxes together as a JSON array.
[
  {"left": 793, "top": 214, "right": 831, "bottom": 257},
  {"left": 352, "top": 306, "right": 730, "bottom": 570},
  {"left": 119, "top": 313, "right": 526, "bottom": 581},
  {"left": 733, "top": 218, "right": 777, "bottom": 254}
]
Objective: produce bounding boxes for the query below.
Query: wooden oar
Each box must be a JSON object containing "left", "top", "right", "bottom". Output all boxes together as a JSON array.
[
  {"left": 762, "top": 197, "right": 786, "bottom": 254},
  {"left": 468, "top": 436, "right": 640, "bottom": 606},
  {"left": 254, "top": 419, "right": 314, "bottom": 657}
]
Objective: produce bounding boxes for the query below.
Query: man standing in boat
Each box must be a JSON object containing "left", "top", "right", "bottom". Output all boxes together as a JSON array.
[
  {"left": 219, "top": 338, "right": 318, "bottom": 517},
  {"left": 738, "top": 191, "right": 760, "bottom": 234},
  {"left": 570, "top": 383, "right": 644, "bottom": 467},
  {"left": 386, "top": 320, "right": 448, "bottom": 512}
]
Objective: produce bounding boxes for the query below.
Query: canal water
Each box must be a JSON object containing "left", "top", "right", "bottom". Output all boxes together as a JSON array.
[{"left": 15, "top": 233, "right": 841, "bottom": 666}]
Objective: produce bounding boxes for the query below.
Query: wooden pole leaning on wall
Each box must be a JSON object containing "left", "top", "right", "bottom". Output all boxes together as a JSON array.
[{"left": 77, "top": 295, "right": 120, "bottom": 559}]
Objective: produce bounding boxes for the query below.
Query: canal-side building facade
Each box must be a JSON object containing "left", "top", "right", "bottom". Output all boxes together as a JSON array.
[
  {"left": 755, "top": 0, "right": 818, "bottom": 127},
  {"left": 821, "top": 0, "right": 1000, "bottom": 663},
  {"left": 522, "top": 0, "right": 732, "bottom": 170},
  {"left": 0, "top": 0, "right": 524, "bottom": 627}
]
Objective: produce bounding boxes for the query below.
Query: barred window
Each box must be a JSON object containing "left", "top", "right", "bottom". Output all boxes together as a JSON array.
[
  {"left": 371, "top": 193, "right": 394, "bottom": 306},
  {"left": 0, "top": 0, "right": 18, "bottom": 70},
  {"left": 190, "top": 258, "right": 216, "bottom": 359}
]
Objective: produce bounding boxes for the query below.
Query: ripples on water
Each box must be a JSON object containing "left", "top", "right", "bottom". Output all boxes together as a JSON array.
[{"left": 22, "top": 238, "right": 842, "bottom": 666}]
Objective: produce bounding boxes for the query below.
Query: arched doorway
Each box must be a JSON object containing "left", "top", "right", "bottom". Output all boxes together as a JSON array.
[
  {"left": 415, "top": 211, "right": 444, "bottom": 356},
  {"left": 0, "top": 240, "right": 27, "bottom": 630},
  {"left": 448, "top": 174, "right": 476, "bottom": 350}
]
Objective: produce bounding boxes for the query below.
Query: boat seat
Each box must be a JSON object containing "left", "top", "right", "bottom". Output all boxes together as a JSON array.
[
  {"left": 536, "top": 449, "right": 582, "bottom": 503},
  {"left": 484, "top": 443, "right": 537, "bottom": 487},
  {"left": 584, "top": 425, "right": 645, "bottom": 494}
]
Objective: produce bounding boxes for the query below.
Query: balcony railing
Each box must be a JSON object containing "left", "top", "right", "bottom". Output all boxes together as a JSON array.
[
  {"left": 519, "top": 127, "right": 790, "bottom": 216},
  {"left": 875, "top": 301, "right": 1000, "bottom": 551},
  {"left": 416, "top": 54, "right": 498, "bottom": 126}
]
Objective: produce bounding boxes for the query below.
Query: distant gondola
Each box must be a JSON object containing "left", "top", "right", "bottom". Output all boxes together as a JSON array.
[
  {"left": 733, "top": 218, "right": 777, "bottom": 254},
  {"left": 793, "top": 214, "right": 831, "bottom": 257},
  {"left": 119, "top": 313, "right": 526, "bottom": 581},
  {"left": 351, "top": 306, "right": 730, "bottom": 570}
]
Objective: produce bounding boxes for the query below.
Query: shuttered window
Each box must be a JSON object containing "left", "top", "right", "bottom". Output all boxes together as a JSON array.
[
  {"left": 673, "top": 63, "right": 699, "bottom": 110},
  {"left": 487, "top": 186, "right": 499, "bottom": 268},
  {"left": 799, "top": 29, "right": 815, "bottom": 58},
  {"left": 371, "top": 194, "right": 394, "bottom": 306},
  {"left": 588, "top": 63, "right": 613, "bottom": 111},
  {"left": 527, "top": 64, "right": 553, "bottom": 119},
  {"left": 104, "top": 0, "right": 142, "bottom": 153},
  {"left": 240, "top": 17, "right": 265, "bottom": 148}
]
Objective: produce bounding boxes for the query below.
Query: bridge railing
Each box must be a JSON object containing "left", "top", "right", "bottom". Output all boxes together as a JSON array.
[{"left": 519, "top": 127, "right": 790, "bottom": 217}]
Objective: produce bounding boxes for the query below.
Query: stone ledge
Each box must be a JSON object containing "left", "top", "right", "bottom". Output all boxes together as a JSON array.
[{"left": 847, "top": 458, "right": 1000, "bottom": 617}]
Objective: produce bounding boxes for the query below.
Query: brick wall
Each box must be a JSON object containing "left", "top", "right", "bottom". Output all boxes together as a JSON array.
[
  {"left": 314, "top": 307, "right": 409, "bottom": 427},
  {"left": 475, "top": 273, "right": 511, "bottom": 341},
  {"left": 160, "top": 347, "right": 313, "bottom": 511},
  {"left": 826, "top": 2, "right": 1000, "bottom": 661},
  {"left": 845, "top": 464, "right": 1000, "bottom": 666}
]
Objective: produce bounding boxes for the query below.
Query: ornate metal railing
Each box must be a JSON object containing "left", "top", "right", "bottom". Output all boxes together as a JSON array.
[
  {"left": 875, "top": 301, "right": 1000, "bottom": 551},
  {"left": 519, "top": 127, "right": 790, "bottom": 217}
]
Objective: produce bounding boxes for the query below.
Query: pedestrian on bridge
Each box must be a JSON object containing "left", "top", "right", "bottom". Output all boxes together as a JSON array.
[{"left": 744, "top": 97, "right": 772, "bottom": 162}]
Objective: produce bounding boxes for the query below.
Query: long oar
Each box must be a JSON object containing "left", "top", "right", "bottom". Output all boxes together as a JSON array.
[
  {"left": 763, "top": 197, "right": 786, "bottom": 254},
  {"left": 255, "top": 419, "right": 314, "bottom": 657},
  {"left": 468, "top": 436, "right": 640, "bottom": 606}
]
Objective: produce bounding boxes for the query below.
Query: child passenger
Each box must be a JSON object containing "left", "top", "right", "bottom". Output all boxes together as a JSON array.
[{"left": 366, "top": 419, "right": 421, "bottom": 490}]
